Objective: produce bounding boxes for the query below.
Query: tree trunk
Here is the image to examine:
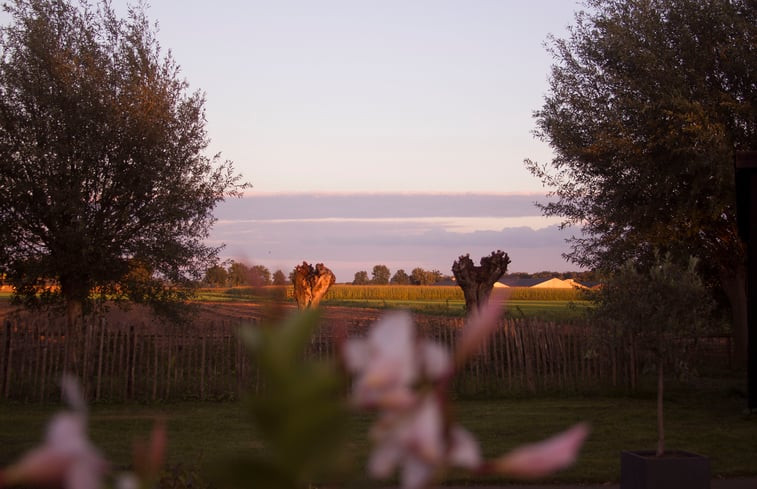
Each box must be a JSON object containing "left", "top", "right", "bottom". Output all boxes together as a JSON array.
[
  {"left": 292, "top": 262, "right": 335, "bottom": 310},
  {"left": 720, "top": 264, "right": 747, "bottom": 369},
  {"left": 656, "top": 361, "right": 664, "bottom": 457},
  {"left": 64, "top": 298, "right": 83, "bottom": 377},
  {"left": 452, "top": 251, "right": 510, "bottom": 312}
]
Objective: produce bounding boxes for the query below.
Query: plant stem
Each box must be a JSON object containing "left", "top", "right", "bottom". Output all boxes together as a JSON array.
[{"left": 656, "top": 361, "right": 664, "bottom": 457}]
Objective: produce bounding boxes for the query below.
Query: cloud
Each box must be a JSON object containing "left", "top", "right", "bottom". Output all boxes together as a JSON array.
[
  {"left": 215, "top": 192, "right": 550, "bottom": 220},
  {"left": 207, "top": 194, "right": 580, "bottom": 282}
]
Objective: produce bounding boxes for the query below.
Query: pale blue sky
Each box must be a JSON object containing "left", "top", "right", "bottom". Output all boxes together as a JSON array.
[
  {"left": 111, "top": 1, "right": 587, "bottom": 278},
  {"left": 23, "top": 1, "right": 589, "bottom": 278},
  {"left": 116, "top": 0, "right": 582, "bottom": 193}
]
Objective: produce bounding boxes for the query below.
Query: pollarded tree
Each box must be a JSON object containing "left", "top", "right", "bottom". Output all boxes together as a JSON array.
[
  {"left": 371, "top": 264, "right": 391, "bottom": 285},
  {"left": 527, "top": 0, "right": 756, "bottom": 364},
  {"left": 452, "top": 251, "right": 511, "bottom": 311},
  {"left": 0, "top": 0, "right": 248, "bottom": 326}
]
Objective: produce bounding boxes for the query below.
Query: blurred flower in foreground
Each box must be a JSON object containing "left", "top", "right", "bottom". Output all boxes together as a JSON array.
[
  {"left": 343, "top": 311, "right": 451, "bottom": 409},
  {"left": 344, "top": 292, "right": 590, "bottom": 489},
  {"left": 0, "top": 375, "right": 108, "bottom": 489},
  {"left": 0, "top": 376, "right": 166, "bottom": 489}
]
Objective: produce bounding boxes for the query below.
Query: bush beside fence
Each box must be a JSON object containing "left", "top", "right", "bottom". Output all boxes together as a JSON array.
[{"left": 0, "top": 313, "right": 732, "bottom": 402}]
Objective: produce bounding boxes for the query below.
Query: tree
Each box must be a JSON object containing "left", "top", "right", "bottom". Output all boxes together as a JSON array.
[
  {"left": 292, "top": 262, "right": 335, "bottom": 309},
  {"left": 203, "top": 265, "right": 228, "bottom": 288},
  {"left": 353, "top": 271, "right": 370, "bottom": 285},
  {"left": 409, "top": 267, "right": 441, "bottom": 285},
  {"left": 371, "top": 264, "right": 391, "bottom": 285},
  {"left": 227, "top": 262, "right": 250, "bottom": 287},
  {"left": 272, "top": 269, "right": 287, "bottom": 286},
  {"left": 452, "top": 251, "right": 511, "bottom": 311},
  {"left": 390, "top": 269, "right": 410, "bottom": 285},
  {"left": 412, "top": 268, "right": 443, "bottom": 285},
  {"left": 592, "top": 252, "right": 713, "bottom": 456},
  {"left": 0, "top": 0, "right": 248, "bottom": 326},
  {"left": 249, "top": 265, "right": 272, "bottom": 287},
  {"left": 526, "top": 0, "right": 756, "bottom": 364}
]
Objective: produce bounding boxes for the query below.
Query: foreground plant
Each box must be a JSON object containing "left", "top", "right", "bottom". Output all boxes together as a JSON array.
[
  {"left": 343, "top": 292, "right": 590, "bottom": 489},
  {"left": 0, "top": 376, "right": 165, "bottom": 489}
]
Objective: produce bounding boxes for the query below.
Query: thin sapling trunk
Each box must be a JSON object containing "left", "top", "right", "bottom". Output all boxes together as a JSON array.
[{"left": 656, "top": 361, "right": 664, "bottom": 457}]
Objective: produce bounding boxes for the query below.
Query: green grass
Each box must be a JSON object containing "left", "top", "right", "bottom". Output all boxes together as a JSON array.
[
  {"left": 194, "top": 286, "right": 591, "bottom": 321},
  {"left": 319, "top": 298, "right": 592, "bottom": 321},
  {"left": 1, "top": 384, "right": 754, "bottom": 485}
]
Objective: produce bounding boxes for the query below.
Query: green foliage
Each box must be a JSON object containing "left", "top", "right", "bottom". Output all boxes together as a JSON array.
[
  {"left": 390, "top": 268, "right": 410, "bottom": 285},
  {"left": 592, "top": 253, "right": 714, "bottom": 357},
  {"left": 214, "top": 311, "right": 349, "bottom": 489},
  {"left": 203, "top": 265, "right": 228, "bottom": 288},
  {"left": 248, "top": 265, "right": 272, "bottom": 287},
  {"left": 410, "top": 267, "right": 443, "bottom": 285},
  {"left": 528, "top": 0, "right": 755, "bottom": 271},
  {"left": 0, "top": 0, "right": 248, "bottom": 315},
  {"left": 370, "top": 264, "right": 390, "bottom": 285},
  {"left": 272, "top": 270, "right": 287, "bottom": 286},
  {"left": 352, "top": 270, "right": 369, "bottom": 285},
  {"left": 220, "top": 286, "right": 290, "bottom": 301}
]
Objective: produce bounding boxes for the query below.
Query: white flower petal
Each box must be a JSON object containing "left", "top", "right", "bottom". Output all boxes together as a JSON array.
[
  {"left": 61, "top": 374, "right": 87, "bottom": 414},
  {"left": 493, "top": 423, "right": 590, "bottom": 479},
  {"left": 46, "top": 413, "right": 88, "bottom": 452},
  {"left": 455, "top": 291, "right": 507, "bottom": 365},
  {"left": 66, "top": 457, "right": 104, "bottom": 489},
  {"left": 401, "top": 455, "right": 436, "bottom": 489},
  {"left": 368, "top": 439, "right": 403, "bottom": 478},
  {"left": 343, "top": 339, "right": 370, "bottom": 373},
  {"left": 419, "top": 341, "right": 451, "bottom": 380},
  {"left": 402, "top": 395, "right": 444, "bottom": 464},
  {"left": 449, "top": 425, "right": 482, "bottom": 469}
]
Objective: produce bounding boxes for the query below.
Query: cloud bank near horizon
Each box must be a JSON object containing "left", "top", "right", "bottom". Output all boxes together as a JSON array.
[{"left": 208, "top": 193, "right": 580, "bottom": 281}]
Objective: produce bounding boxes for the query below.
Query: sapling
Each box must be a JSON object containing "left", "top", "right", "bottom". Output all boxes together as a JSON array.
[{"left": 593, "top": 252, "right": 713, "bottom": 456}]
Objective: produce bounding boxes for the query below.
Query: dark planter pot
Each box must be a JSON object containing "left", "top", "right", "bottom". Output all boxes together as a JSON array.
[{"left": 620, "top": 450, "right": 710, "bottom": 489}]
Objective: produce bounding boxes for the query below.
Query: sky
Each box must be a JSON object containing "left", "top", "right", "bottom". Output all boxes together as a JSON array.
[{"left": 115, "top": 1, "right": 585, "bottom": 281}]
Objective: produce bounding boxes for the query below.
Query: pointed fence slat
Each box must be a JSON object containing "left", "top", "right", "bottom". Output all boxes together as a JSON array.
[{"left": 0, "top": 314, "right": 733, "bottom": 402}]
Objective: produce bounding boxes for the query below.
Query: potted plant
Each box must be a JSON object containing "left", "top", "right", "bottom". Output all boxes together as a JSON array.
[{"left": 593, "top": 252, "right": 713, "bottom": 489}]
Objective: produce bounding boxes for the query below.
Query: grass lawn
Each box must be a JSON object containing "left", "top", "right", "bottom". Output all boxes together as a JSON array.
[
  {"left": 317, "top": 298, "right": 592, "bottom": 321},
  {"left": 1, "top": 385, "right": 755, "bottom": 485}
]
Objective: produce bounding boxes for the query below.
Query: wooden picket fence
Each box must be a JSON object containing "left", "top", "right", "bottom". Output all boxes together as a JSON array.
[{"left": 0, "top": 314, "right": 732, "bottom": 402}]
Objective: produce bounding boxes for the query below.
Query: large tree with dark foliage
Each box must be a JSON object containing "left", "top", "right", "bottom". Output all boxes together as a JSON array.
[
  {"left": 0, "top": 0, "right": 248, "bottom": 324},
  {"left": 527, "top": 0, "right": 756, "bottom": 364}
]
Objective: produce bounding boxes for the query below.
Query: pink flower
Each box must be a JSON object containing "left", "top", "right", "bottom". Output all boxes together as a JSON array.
[
  {"left": 489, "top": 423, "right": 590, "bottom": 479},
  {"left": 343, "top": 311, "right": 451, "bottom": 409},
  {"left": 368, "top": 394, "right": 481, "bottom": 489},
  {"left": 0, "top": 377, "right": 107, "bottom": 489},
  {"left": 455, "top": 289, "right": 508, "bottom": 366}
]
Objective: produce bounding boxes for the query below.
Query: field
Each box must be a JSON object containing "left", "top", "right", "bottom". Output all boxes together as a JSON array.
[
  {"left": 1, "top": 385, "right": 755, "bottom": 485},
  {"left": 0, "top": 291, "right": 749, "bottom": 485},
  {"left": 198, "top": 285, "right": 591, "bottom": 321}
]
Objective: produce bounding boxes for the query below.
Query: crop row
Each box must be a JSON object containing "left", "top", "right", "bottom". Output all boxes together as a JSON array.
[{"left": 204, "top": 285, "right": 584, "bottom": 302}]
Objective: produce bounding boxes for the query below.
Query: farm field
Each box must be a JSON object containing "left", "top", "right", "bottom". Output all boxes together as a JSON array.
[
  {"left": 196, "top": 285, "right": 591, "bottom": 321},
  {"left": 1, "top": 386, "right": 755, "bottom": 485},
  {"left": 0, "top": 286, "right": 590, "bottom": 321}
]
